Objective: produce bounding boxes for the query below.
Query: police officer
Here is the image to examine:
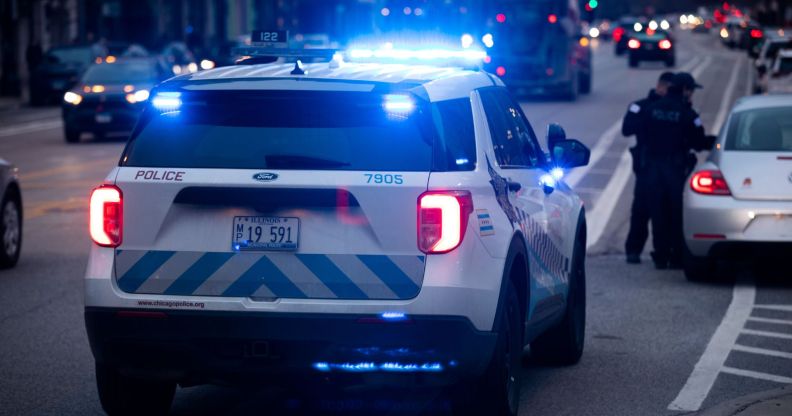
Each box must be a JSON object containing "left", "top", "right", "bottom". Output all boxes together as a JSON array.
[
  {"left": 640, "top": 72, "right": 710, "bottom": 269},
  {"left": 622, "top": 71, "right": 675, "bottom": 264}
]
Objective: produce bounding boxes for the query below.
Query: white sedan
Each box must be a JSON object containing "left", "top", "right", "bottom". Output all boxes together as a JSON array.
[{"left": 683, "top": 94, "right": 792, "bottom": 280}]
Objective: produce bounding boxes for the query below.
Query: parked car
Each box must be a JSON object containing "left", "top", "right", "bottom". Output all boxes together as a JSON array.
[
  {"left": 765, "top": 50, "right": 792, "bottom": 94},
  {"left": 0, "top": 160, "right": 22, "bottom": 269},
  {"left": 752, "top": 37, "right": 792, "bottom": 93},
  {"left": 683, "top": 94, "right": 792, "bottom": 280}
]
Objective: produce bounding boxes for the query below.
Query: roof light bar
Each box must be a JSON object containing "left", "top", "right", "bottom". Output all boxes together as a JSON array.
[{"left": 348, "top": 47, "right": 486, "bottom": 62}]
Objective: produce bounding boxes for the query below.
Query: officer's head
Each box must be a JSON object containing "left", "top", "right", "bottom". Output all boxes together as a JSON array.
[
  {"left": 656, "top": 72, "right": 675, "bottom": 96},
  {"left": 672, "top": 72, "right": 702, "bottom": 100}
]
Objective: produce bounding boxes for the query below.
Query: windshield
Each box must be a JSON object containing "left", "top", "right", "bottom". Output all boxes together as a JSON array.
[
  {"left": 81, "top": 61, "right": 157, "bottom": 84},
  {"left": 725, "top": 107, "right": 792, "bottom": 151},
  {"left": 123, "top": 91, "right": 475, "bottom": 171},
  {"left": 47, "top": 47, "right": 93, "bottom": 65}
]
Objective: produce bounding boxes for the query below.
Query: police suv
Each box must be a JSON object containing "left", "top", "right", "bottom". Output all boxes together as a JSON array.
[{"left": 85, "top": 35, "right": 590, "bottom": 415}]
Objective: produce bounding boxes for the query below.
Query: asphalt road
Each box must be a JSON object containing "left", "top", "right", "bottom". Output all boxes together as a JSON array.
[{"left": 0, "top": 30, "right": 790, "bottom": 415}]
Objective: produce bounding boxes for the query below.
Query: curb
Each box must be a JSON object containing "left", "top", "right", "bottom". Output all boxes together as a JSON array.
[{"left": 696, "top": 385, "right": 792, "bottom": 416}]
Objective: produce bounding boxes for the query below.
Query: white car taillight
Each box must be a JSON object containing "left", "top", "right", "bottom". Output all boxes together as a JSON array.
[
  {"left": 690, "top": 170, "right": 731, "bottom": 196},
  {"left": 90, "top": 185, "right": 123, "bottom": 247},
  {"left": 418, "top": 191, "right": 473, "bottom": 254}
]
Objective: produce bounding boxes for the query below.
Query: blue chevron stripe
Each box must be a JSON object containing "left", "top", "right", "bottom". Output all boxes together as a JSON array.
[
  {"left": 163, "top": 252, "right": 234, "bottom": 295},
  {"left": 296, "top": 254, "right": 368, "bottom": 299},
  {"left": 222, "top": 255, "right": 306, "bottom": 298},
  {"left": 117, "top": 251, "right": 175, "bottom": 293},
  {"left": 357, "top": 255, "right": 420, "bottom": 299}
]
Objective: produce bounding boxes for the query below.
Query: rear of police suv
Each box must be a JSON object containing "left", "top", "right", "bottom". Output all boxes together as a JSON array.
[{"left": 84, "top": 74, "right": 506, "bottom": 409}]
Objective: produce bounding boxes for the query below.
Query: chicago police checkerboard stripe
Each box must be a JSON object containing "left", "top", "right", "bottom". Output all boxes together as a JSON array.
[{"left": 115, "top": 250, "right": 425, "bottom": 300}]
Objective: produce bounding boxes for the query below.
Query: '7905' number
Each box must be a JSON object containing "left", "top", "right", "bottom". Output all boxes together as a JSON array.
[{"left": 364, "top": 173, "right": 404, "bottom": 184}]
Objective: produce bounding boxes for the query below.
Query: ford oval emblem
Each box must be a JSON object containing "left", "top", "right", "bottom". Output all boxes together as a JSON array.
[{"left": 253, "top": 172, "right": 278, "bottom": 182}]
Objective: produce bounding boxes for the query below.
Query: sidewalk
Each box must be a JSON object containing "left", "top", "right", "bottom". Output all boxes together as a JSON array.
[
  {"left": 697, "top": 385, "right": 792, "bottom": 416},
  {"left": 0, "top": 96, "right": 24, "bottom": 112}
]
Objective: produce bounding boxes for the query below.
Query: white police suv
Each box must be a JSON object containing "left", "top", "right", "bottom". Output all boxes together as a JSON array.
[{"left": 85, "top": 41, "right": 590, "bottom": 416}]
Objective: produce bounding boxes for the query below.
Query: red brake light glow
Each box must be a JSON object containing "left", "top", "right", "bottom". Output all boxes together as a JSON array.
[
  {"left": 690, "top": 170, "right": 731, "bottom": 195},
  {"left": 418, "top": 191, "right": 473, "bottom": 254},
  {"left": 496, "top": 13, "right": 506, "bottom": 23},
  {"left": 548, "top": 14, "right": 558, "bottom": 24},
  {"left": 628, "top": 39, "right": 641, "bottom": 49},
  {"left": 659, "top": 39, "right": 672, "bottom": 49},
  {"left": 496, "top": 66, "right": 506, "bottom": 76},
  {"left": 750, "top": 29, "right": 763, "bottom": 38},
  {"left": 90, "top": 185, "right": 123, "bottom": 247},
  {"left": 613, "top": 27, "right": 625, "bottom": 42}
]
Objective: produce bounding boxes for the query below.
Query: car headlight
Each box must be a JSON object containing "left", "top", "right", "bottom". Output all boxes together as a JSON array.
[
  {"left": 125, "top": 89, "right": 150, "bottom": 104},
  {"left": 63, "top": 91, "right": 82, "bottom": 105}
]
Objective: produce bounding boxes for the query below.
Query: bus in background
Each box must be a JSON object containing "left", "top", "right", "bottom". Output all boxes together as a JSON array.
[{"left": 481, "top": 0, "right": 592, "bottom": 100}]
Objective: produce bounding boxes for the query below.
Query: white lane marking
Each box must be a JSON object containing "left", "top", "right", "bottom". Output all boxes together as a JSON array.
[
  {"left": 741, "top": 329, "right": 792, "bottom": 340},
  {"left": 711, "top": 55, "right": 743, "bottom": 135},
  {"left": 754, "top": 304, "right": 792, "bottom": 312},
  {"left": 0, "top": 119, "right": 62, "bottom": 138},
  {"left": 733, "top": 344, "right": 792, "bottom": 360},
  {"left": 747, "top": 316, "right": 792, "bottom": 326},
  {"left": 585, "top": 150, "right": 632, "bottom": 249},
  {"left": 721, "top": 367, "right": 792, "bottom": 384},
  {"left": 667, "top": 282, "right": 756, "bottom": 412},
  {"left": 565, "top": 55, "right": 704, "bottom": 189}
]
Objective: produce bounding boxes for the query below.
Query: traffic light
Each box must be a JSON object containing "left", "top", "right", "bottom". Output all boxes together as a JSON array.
[{"left": 584, "top": 0, "right": 598, "bottom": 13}]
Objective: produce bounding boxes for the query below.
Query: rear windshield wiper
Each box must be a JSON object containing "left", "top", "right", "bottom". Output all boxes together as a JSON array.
[{"left": 265, "top": 154, "right": 351, "bottom": 169}]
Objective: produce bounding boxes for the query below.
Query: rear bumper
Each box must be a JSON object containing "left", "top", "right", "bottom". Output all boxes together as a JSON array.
[
  {"left": 683, "top": 191, "right": 792, "bottom": 257},
  {"left": 629, "top": 48, "right": 673, "bottom": 61},
  {"left": 85, "top": 307, "right": 497, "bottom": 385}
]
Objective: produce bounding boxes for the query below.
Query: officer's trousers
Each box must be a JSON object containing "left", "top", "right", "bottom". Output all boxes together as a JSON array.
[
  {"left": 625, "top": 173, "right": 651, "bottom": 255},
  {"left": 645, "top": 163, "right": 686, "bottom": 263}
]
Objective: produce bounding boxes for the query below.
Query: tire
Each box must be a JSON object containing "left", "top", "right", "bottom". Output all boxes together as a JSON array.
[
  {"left": 0, "top": 190, "right": 21, "bottom": 269},
  {"left": 531, "top": 226, "right": 586, "bottom": 365},
  {"left": 64, "top": 127, "right": 80, "bottom": 143},
  {"left": 683, "top": 247, "right": 712, "bottom": 282},
  {"left": 629, "top": 56, "right": 639, "bottom": 68},
  {"left": 96, "top": 364, "right": 176, "bottom": 416},
  {"left": 465, "top": 281, "right": 521, "bottom": 416},
  {"left": 578, "top": 70, "right": 592, "bottom": 94}
]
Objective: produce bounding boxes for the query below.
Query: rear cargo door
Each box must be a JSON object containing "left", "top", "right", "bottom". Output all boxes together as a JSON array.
[{"left": 113, "top": 89, "right": 431, "bottom": 300}]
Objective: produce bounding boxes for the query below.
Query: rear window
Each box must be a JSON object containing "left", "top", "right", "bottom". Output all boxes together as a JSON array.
[
  {"left": 724, "top": 107, "right": 792, "bottom": 151},
  {"left": 122, "top": 90, "right": 476, "bottom": 172}
]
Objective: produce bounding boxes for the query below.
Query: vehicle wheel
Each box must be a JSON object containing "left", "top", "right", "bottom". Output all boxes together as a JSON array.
[
  {"left": 64, "top": 128, "right": 80, "bottom": 143},
  {"left": 531, "top": 228, "right": 585, "bottom": 365},
  {"left": 578, "top": 70, "right": 592, "bottom": 94},
  {"left": 628, "top": 56, "right": 639, "bottom": 68},
  {"left": 465, "top": 281, "right": 521, "bottom": 416},
  {"left": 683, "top": 247, "right": 712, "bottom": 282},
  {"left": 0, "top": 191, "right": 22, "bottom": 269},
  {"left": 96, "top": 363, "right": 176, "bottom": 416},
  {"left": 563, "top": 72, "right": 579, "bottom": 101}
]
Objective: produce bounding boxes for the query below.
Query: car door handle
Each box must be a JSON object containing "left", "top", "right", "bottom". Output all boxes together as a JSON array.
[{"left": 507, "top": 181, "right": 522, "bottom": 192}]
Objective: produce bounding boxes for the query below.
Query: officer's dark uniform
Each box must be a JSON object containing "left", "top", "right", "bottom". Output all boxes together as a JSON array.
[
  {"left": 621, "top": 89, "right": 662, "bottom": 260},
  {"left": 640, "top": 75, "right": 708, "bottom": 268}
]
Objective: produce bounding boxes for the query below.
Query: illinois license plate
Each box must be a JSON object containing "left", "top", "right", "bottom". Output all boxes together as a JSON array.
[
  {"left": 232, "top": 216, "right": 299, "bottom": 251},
  {"left": 95, "top": 114, "right": 112, "bottom": 123}
]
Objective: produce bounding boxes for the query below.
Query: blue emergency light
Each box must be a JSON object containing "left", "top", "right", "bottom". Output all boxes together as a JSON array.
[{"left": 151, "top": 92, "right": 182, "bottom": 112}]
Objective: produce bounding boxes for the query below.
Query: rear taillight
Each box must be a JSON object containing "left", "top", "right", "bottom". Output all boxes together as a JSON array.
[
  {"left": 750, "top": 29, "right": 763, "bottom": 39},
  {"left": 613, "top": 27, "right": 625, "bottom": 42},
  {"left": 628, "top": 39, "right": 641, "bottom": 49},
  {"left": 659, "top": 39, "right": 672, "bottom": 49},
  {"left": 90, "top": 185, "right": 123, "bottom": 247},
  {"left": 418, "top": 191, "right": 473, "bottom": 254},
  {"left": 690, "top": 170, "right": 731, "bottom": 195}
]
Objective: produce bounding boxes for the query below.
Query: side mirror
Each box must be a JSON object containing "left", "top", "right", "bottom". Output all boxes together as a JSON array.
[
  {"left": 553, "top": 139, "right": 590, "bottom": 169},
  {"left": 546, "top": 123, "right": 566, "bottom": 153}
]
